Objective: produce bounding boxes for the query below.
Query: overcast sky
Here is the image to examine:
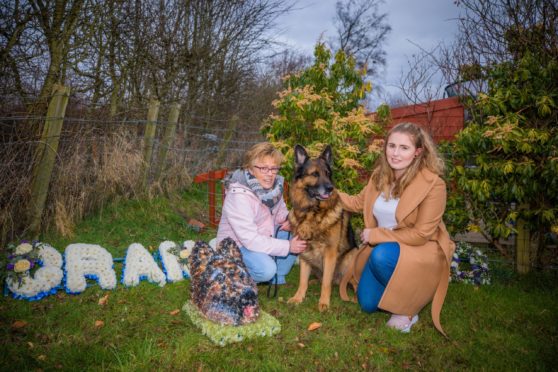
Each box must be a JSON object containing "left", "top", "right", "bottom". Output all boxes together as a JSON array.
[{"left": 274, "top": 0, "right": 462, "bottom": 108}]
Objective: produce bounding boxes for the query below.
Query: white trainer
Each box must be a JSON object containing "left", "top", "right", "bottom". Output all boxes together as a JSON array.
[{"left": 386, "top": 314, "right": 419, "bottom": 333}]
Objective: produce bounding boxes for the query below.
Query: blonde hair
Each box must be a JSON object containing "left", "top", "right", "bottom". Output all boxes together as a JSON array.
[
  {"left": 371, "top": 122, "right": 445, "bottom": 198},
  {"left": 242, "top": 142, "right": 284, "bottom": 169}
]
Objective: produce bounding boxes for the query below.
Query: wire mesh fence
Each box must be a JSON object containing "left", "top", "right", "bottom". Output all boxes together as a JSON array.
[{"left": 0, "top": 96, "right": 264, "bottom": 247}]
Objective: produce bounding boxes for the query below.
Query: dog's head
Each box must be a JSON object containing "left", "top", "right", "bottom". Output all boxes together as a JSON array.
[{"left": 293, "top": 144, "right": 335, "bottom": 201}]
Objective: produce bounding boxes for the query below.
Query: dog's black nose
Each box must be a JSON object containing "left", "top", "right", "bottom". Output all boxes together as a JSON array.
[{"left": 325, "top": 184, "right": 334, "bottom": 193}]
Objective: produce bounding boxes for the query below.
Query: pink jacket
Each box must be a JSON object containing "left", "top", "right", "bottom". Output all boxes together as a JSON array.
[{"left": 216, "top": 182, "right": 290, "bottom": 256}]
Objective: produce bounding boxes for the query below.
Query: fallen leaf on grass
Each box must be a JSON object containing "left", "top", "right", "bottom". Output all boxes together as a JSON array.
[
  {"left": 27, "top": 342, "right": 34, "bottom": 349},
  {"left": 11, "top": 320, "right": 28, "bottom": 329},
  {"left": 169, "top": 309, "right": 180, "bottom": 316},
  {"left": 94, "top": 320, "right": 105, "bottom": 328},
  {"left": 297, "top": 343, "right": 306, "bottom": 348},
  {"left": 37, "top": 334, "right": 51, "bottom": 343},
  {"left": 98, "top": 294, "right": 109, "bottom": 306},
  {"left": 37, "top": 355, "right": 47, "bottom": 361},
  {"left": 307, "top": 322, "right": 322, "bottom": 331}
]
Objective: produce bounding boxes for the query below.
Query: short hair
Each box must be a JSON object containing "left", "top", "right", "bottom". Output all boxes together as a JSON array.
[{"left": 242, "top": 142, "right": 284, "bottom": 169}]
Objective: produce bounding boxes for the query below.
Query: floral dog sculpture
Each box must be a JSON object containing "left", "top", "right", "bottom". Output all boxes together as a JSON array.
[{"left": 189, "top": 238, "right": 259, "bottom": 326}]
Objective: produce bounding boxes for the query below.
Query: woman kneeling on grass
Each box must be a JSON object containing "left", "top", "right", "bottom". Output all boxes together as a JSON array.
[
  {"left": 339, "top": 122, "right": 455, "bottom": 335},
  {"left": 217, "top": 142, "right": 307, "bottom": 285}
]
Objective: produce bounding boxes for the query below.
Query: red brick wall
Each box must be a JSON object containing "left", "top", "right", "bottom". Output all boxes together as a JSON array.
[{"left": 372, "top": 97, "right": 464, "bottom": 143}]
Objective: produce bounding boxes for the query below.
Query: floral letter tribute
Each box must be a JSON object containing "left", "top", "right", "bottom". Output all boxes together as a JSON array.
[
  {"left": 157, "top": 240, "right": 192, "bottom": 282},
  {"left": 122, "top": 243, "right": 166, "bottom": 287},
  {"left": 5, "top": 242, "right": 63, "bottom": 300},
  {"left": 65, "top": 243, "right": 117, "bottom": 294},
  {"left": 4, "top": 238, "right": 219, "bottom": 300}
]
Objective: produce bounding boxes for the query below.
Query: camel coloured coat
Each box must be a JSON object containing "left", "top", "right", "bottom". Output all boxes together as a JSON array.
[{"left": 338, "top": 168, "right": 455, "bottom": 335}]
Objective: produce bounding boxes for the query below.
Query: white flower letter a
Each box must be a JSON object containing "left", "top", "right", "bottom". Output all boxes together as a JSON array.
[
  {"left": 65, "top": 244, "right": 117, "bottom": 293},
  {"left": 122, "top": 243, "right": 166, "bottom": 287}
]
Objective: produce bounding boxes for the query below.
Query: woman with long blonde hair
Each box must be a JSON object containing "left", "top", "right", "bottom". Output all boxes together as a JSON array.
[{"left": 339, "top": 122, "right": 455, "bottom": 335}]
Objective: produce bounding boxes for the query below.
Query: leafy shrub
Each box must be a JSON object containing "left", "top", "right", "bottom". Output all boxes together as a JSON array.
[{"left": 262, "top": 43, "right": 384, "bottom": 194}]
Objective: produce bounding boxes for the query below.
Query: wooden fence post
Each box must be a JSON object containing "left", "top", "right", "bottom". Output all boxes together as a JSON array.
[
  {"left": 154, "top": 102, "right": 181, "bottom": 181},
  {"left": 141, "top": 98, "right": 160, "bottom": 190},
  {"left": 215, "top": 115, "right": 238, "bottom": 168},
  {"left": 28, "top": 84, "right": 70, "bottom": 236},
  {"left": 516, "top": 219, "right": 531, "bottom": 274}
]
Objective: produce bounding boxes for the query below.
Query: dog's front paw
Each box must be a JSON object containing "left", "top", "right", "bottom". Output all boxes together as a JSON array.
[
  {"left": 287, "top": 295, "right": 304, "bottom": 304},
  {"left": 318, "top": 301, "right": 330, "bottom": 312}
]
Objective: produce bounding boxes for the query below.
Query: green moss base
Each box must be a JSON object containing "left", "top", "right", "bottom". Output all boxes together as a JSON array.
[{"left": 182, "top": 301, "right": 281, "bottom": 346}]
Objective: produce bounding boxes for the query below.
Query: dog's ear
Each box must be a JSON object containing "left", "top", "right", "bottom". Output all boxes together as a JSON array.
[
  {"left": 319, "top": 145, "right": 333, "bottom": 166},
  {"left": 294, "top": 144, "right": 309, "bottom": 168}
]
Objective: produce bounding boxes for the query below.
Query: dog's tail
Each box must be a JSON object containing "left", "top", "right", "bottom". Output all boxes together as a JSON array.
[
  {"left": 340, "top": 215, "right": 365, "bottom": 302},
  {"left": 339, "top": 244, "right": 373, "bottom": 302}
]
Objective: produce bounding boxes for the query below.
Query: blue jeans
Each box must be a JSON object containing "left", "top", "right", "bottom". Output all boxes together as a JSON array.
[
  {"left": 239, "top": 229, "right": 297, "bottom": 284},
  {"left": 357, "top": 242, "right": 400, "bottom": 313}
]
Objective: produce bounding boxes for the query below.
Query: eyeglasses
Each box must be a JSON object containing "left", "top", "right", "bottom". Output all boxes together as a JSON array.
[{"left": 253, "top": 165, "right": 281, "bottom": 174}]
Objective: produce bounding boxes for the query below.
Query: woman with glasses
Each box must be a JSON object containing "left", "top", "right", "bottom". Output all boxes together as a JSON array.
[{"left": 217, "top": 142, "right": 307, "bottom": 285}]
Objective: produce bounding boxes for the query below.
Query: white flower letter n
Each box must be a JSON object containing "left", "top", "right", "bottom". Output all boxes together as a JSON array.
[
  {"left": 122, "top": 243, "right": 166, "bottom": 287},
  {"left": 65, "top": 244, "right": 117, "bottom": 294}
]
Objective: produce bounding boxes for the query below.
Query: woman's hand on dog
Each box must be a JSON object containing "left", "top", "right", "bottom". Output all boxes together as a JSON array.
[
  {"left": 289, "top": 235, "right": 307, "bottom": 254},
  {"left": 280, "top": 219, "right": 291, "bottom": 231},
  {"left": 360, "top": 228, "right": 372, "bottom": 244}
]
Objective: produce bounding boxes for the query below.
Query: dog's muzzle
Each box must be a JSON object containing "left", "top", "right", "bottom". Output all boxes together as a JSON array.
[{"left": 308, "top": 184, "right": 334, "bottom": 200}]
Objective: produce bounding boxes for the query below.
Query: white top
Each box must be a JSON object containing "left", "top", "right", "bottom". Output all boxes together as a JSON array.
[{"left": 373, "top": 192, "right": 400, "bottom": 230}]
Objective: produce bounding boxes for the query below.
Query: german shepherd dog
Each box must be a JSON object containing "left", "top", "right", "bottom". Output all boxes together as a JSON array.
[{"left": 287, "top": 144, "right": 357, "bottom": 311}]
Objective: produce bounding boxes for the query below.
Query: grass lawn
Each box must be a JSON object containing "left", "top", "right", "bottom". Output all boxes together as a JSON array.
[{"left": 1, "top": 186, "right": 557, "bottom": 371}]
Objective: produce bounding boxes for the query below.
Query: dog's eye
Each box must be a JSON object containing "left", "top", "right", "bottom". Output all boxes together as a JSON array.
[{"left": 312, "top": 171, "right": 319, "bottom": 177}]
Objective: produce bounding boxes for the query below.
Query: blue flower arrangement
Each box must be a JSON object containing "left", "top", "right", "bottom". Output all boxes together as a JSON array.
[
  {"left": 3, "top": 241, "right": 41, "bottom": 286},
  {"left": 451, "top": 241, "right": 491, "bottom": 285}
]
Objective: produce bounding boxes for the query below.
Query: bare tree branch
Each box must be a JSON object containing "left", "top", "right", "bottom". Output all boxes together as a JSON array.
[{"left": 330, "top": 0, "right": 391, "bottom": 78}]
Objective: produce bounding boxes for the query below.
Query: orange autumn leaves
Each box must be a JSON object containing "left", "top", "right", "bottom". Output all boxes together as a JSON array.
[{"left": 307, "top": 322, "right": 322, "bottom": 331}]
